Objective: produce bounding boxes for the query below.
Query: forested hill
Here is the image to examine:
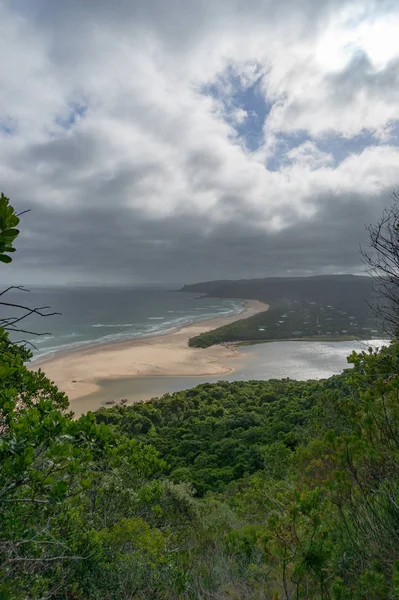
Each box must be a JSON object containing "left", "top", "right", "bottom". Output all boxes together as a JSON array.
[
  {"left": 183, "top": 275, "right": 385, "bottom": 346},
  {"left": 180, "top": 274, "right": 374, "bottom": 308}
]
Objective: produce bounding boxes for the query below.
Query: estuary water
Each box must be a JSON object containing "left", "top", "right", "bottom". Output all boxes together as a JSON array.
[{"left": 75, "top": 338, "right": 390, "bottom": 413}]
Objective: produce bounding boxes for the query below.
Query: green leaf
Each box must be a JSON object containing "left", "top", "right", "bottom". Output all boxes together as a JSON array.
[
  {"left": 1, "top": 228, "right": 19, "bottom": 238},
  {"left": 0, "top": 255, "right": 12, "bottom": 263}
]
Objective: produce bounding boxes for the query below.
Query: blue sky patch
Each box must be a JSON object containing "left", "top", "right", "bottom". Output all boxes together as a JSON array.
[
  {"left": 317, "top": 130, "right": 381, "bottom": 163},
  {"left": 267, "top": 121, "right": 399, "bottom": 171},
  {"left": 202, "top": 66, "right": 271, "bottom": 152},
  {"left": 56, "top": 102, "right": 87, "bottom": 130},
  {"left": 0, "top": 117, "right": 17, "bottom": 136},
  {"left": 386, "top": 120, "right": 399, "bottom": 146}
]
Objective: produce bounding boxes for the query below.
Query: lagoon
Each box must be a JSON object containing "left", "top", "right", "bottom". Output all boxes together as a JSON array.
[{"left": 75, "top": 339, "right": 389, "bottom": 414}]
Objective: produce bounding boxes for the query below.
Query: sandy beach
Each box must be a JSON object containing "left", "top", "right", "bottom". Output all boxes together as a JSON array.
[{"left": 34, "top": 299, "right": 268, "bottom": 414}]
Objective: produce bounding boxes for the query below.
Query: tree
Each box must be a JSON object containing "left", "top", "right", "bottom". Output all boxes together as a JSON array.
[
  {"left": 0, "top": 193, "right": 59, "bottom": 347},
  {"left": 0, "top": 195, "right": 111, "bottom": 596},
  {"left": 0, "top": 194, "right": 186, "bottom": 599},
  {"left": 0, "top": 193, "right": 21, "bottom": 264},
  {"left": 362, "top": 190, "right": 399, "bottom": 335}
]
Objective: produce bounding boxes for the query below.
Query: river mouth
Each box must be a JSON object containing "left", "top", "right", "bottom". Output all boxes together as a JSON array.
[{"left": 68, "top": 339, "right": 389, "bottom": 416}]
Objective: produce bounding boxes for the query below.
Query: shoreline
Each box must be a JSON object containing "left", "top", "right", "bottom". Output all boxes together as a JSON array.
[
  {"left": 32, "top": 298, "right": 255, "bottom": 366},
  {"left": 34, "top": 299, "right": 268, "bottom": 414},
  {"left": 237, "top": 335, "right": 373, "bottom": 345}
]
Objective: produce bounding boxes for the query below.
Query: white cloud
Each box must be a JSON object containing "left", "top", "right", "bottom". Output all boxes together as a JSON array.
[
  {"left": 0, "top": 0, "right": 398, "bottom": 282},
  {"left": 287, "top": 142, "right": 334, "bottom": 170}
]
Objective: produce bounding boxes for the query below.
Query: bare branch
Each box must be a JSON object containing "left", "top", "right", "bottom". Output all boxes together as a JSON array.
[
  {"left": 8, "top": 555, "right": 85, "bottom": 563},
  {"left": 0, "top": 284, "right": 61, "bottom": 352},
  {"left": 4, "top": 498, "right": 49, "bottom": 504},
  {"left": 3, "top": 327, "right": 52, "bottom": 336},
  {"left": 4, "top": 306, "right": 61, "bottom": 329},
  {"left": 0, "top": 301, "right": 55, "bottom": 313},
  {"left": 0, "top": 285, "right": 30, "bottom": 297},
  {"left": 361, "top": 190, "right": 399, "bottom": 335},
  {"left": 14, "top": 339, "right": 39, "bottom": 350},
  {"left": 15, "top": 209, "right": 31, "bottom": 217}
]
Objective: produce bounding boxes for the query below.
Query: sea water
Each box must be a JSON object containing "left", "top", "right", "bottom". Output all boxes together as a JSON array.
[{"left": 3, "top": 285, "right": 244, "bottom": 360}]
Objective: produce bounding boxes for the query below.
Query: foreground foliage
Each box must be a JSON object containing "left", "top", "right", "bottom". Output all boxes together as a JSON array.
[{"left": 3, "top": 322, "right": 399, "bottom": 598}]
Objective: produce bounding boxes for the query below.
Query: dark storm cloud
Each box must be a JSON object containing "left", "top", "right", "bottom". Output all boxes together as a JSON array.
[
  {"left": 8, "top": 184, "right": 393, "bottom": 285},
  {"left": 10, "top": 0, "right": 348, "bottom": 42}
]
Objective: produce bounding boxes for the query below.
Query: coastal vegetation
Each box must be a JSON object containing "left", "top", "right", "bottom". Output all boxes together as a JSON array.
[
  {"left": 188, "top": 299, "right": 383, "bottom": 348},
  {"left": 3, "top": 316, "right": 399, "bottom": 598},
  {"left": 95, "top": 376, "right": 349, "bottom": 495},
  {"left": 2, "top": 194, "right": 399, "bottom": 599}
]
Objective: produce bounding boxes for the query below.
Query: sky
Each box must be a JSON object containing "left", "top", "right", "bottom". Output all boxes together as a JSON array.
[{"left": 1, "top": 0, "right": 399, "bottom": 285}]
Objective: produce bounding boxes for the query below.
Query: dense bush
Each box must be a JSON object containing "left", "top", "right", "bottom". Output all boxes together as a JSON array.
[
  {"left": 4, "top": 320, "right": 399, "bottom": 598},
  {"left": 96, "top": 376, "right": 350, "bottom": 494}
]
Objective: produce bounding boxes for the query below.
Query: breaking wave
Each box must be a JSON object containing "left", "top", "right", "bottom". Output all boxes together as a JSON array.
[
  {"left": 92, "top": 323, "right": 135, "bottom": 328},
  {"left": 30, "top": 299, "right": 245, "bottom": 362}
]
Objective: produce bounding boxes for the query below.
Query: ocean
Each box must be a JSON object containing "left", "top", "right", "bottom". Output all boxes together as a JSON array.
[{"left": 3, "top": 285, "right": 244, "bottom": 360}]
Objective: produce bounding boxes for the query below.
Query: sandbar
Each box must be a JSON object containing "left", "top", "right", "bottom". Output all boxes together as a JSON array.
[{"left": 34, "top": 300, "right": 268, "bottom": 414}]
